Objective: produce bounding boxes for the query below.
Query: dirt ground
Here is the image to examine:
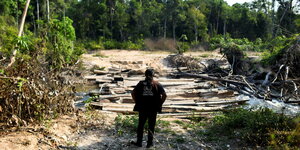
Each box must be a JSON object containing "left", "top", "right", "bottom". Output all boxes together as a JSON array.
[
  {"left": 0, "top": 50, "right": 239, "bottom": 150},
  {"left": 81, "top": 50, "right": 223, "bottom": 74}
]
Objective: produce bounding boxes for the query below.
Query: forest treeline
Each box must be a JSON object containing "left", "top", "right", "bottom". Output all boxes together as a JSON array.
[
  {"left": 1, "top": 0, "right": 300, "bottom": 51},
  {"left": 0, "top": 2, "right": 300, "bottom": 148},
  {"left": 67, "top": 0, "right": 300, "bottom": 42}
]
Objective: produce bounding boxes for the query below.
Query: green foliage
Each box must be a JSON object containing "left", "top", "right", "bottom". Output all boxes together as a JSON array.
[
  {"left": 45, "top": 17, "right": 82, "bottom": 69},
  {"left": 83, "top": 38, "right": 144, "bottom": 50},
  {"left": 17, "top": 78, "right": 27, "bottom": 91},
  {"left": 2, "top": 0, "right": 300, "bottom": 53},
  {"left": 0, "top": 15, "right": 40, "bottom": 62},
  {"left": 210, "top": 34, "right": 265, "bottom": 52},
  {"left": 66, "top": 0, "right": 299, "bottom": 44},
  {"left": 14, "top": 36, "right": 30, "bottom": 53},
  {"left": 261, "top": 34, "right": 298, "bottom": 65},
  {"left": 83, "top": 96, "right": 97, "bottom": 104},
  {"left": 86, "top": 40, "right": 104, "bottom": 50},
  {"left": 13, "top": 35, "right": 39, "bottom": 56},
  {"left": 0, "top": 15, "right": 17, "bottom": 56},
  {"left": 172, "top": 114, "right": 207, "bottom": 130},
  {"left": 177, "top": 42, "right": 190, "bottom": 53},
  {"left": 102, "top": 40, "right": 119, "bottom": 49},
  {"left": 114, "top": 114, "right": 171, "bottom": 136},
  {"left": 120, "top": 39, "right": 144, "bottom": 50},
  {"left": 115, "top": 114, "right": 139, "bottom": 136},
  {"left": 295, "top": 18, "right": 300, "bottom": 28},
  {"left": 207, "top": 108, "right": 299, "bottom": 147}
]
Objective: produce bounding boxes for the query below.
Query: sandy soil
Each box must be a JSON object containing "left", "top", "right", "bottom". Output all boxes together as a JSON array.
[{"left": 81, "top": 50, "right": 223, "bottom": 75}]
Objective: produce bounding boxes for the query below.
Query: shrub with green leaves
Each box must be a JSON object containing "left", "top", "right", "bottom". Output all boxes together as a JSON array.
[
  {"left": 0, "top": 15, "right": 41, "bottom": 62},
  {"left": 261, "top": 34, "right": 298, "bottom": 65},
  {"left": 209, "top": 34, "right": 265, "bottom": 52},
  {"left": 0, "top": 15, "right": 18, "bottom": 56},
  {"left": 177, "top": 42, "right": 190, "bottom": 54},
  {"left": 45, "top": 17, "right": 83, "bottom": 69},
  {"left": 207, "top": 108, "right": 299, "bottom": 147}
]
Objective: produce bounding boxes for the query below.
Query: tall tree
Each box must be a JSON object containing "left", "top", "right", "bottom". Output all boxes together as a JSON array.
[{"left": 187, "top": 6, "right": 207, "bottom": 42}]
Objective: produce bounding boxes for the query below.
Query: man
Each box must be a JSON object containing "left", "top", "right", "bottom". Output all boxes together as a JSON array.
[{"left": 131, "top": 69, "right": 167, "bottom": 148}]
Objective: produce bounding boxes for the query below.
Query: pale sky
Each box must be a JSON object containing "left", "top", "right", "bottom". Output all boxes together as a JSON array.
[{"left": 224, "top": 0, "right": 254, "bottom": 6}]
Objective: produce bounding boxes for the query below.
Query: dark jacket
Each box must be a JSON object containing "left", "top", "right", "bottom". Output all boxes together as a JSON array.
[{"left": 132, "top": 80, "right": 165, "bottom": 112}]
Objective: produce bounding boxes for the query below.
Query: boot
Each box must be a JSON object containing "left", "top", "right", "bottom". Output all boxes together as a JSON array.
[
  {"left": 146, "top": 141, "right": 153, "bottom": 148},
  {"left": 131, "top": 141, "right": 142, "bottom": 147}
]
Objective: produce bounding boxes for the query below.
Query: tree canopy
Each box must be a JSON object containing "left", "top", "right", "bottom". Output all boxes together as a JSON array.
[{"left": 0, "top": 0, "right": 299, "bottom": 46}]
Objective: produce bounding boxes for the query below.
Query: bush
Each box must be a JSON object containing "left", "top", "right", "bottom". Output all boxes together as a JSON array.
[
  {"left": 209, "top": 34, "right": 266, "bottom": 52},
  {"left": 0, "top": 16, "right": 18, "bottom": 56},
  {"left": 177, "top": 42, "right": 190, "bottom": 54},
  {"left": 86, "top": 40, "right": 104, "bottom": 50},
  {"left": 208, "top": 108, "right": 299, "bottom": 147},
  {"left": 261, "top": 34, "right": 298, "bottom": 65},
  {"left": 121, "top": 39, "right": 144, "bottom": 50},
  {"left": 103, "top": 39, "right": 119, "bottom": 49},
  {"left": 0, "top": 17, "right": 80, "bottom": 126},
  {"left": 45, "top": 17, "right": 81, "bottom": 69},
  {"left": 83, "top": 38, "right": 144, "bottom": 50}
]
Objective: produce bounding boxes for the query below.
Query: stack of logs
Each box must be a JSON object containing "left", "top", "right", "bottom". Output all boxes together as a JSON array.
[{"left": 84, "top": 66, "right": 250, "bottom": 118}]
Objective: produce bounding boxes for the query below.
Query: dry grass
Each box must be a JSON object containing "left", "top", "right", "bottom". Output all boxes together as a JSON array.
[{"left": 144, "top": 38, "right": 177, "bottom": 51}]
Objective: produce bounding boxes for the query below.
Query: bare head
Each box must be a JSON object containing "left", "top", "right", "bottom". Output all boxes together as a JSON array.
[{"left": 145, "top": 69, "right": 154, "bottom": 81}]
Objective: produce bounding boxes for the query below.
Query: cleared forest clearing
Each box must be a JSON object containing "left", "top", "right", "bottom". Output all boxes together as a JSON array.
[
  {"left": 0, "top": 50, "right": 299, "bottom": 150},
  {"left": 81, "top": 50, "right": 250, "bottom": 116}
]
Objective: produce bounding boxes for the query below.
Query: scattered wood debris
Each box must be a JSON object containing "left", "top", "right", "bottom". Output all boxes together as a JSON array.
[{"left": 82, "top": 60, "right": 250, "bottom": 118}]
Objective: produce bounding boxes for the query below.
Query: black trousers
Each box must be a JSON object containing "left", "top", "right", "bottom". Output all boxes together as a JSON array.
[{"left": 137, "top": 111, "right": 158, "bottom": 144}]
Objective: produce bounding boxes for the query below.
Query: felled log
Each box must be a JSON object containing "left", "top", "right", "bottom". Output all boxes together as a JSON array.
[
  {"left": 98, "top": 94, "right": 131, "bottom": 99},
  {"left": 158, "top": 112, "right": 212, "bottom": 117},
  {"left": 175, "top": 72, "right": 249, "bottom": 86},
  {"left": 284, "top": 100, "right": 300, "bottom": 104},
  {"left": 162, "top": 105, "right": 225, "bottom": 112},
  {"left": 89, "top": 88, "right": 111, "bottom": 96},
  {"left": 94, "top": 70, "right": 108, "bottom": 75},
  {"left": 196, "top": 99, "right": 248, "bottom": 106},
  {"left": 102, "top": 108, "right": 136, "bottom": 114},
  {"left": 96, "top": 79, "right": 112, "bottom": 84},
  {"left": 158, "top": 112, "right": 214, "bottom": 119},
  {"left": 164, "top": 100, "right": 197, "bottom": 106}
]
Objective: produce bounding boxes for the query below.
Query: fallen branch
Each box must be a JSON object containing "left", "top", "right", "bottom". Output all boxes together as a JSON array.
[
  {"left": 0, "top": 76, "right": 22, "bottom": 80},
  {"left": 175, "top": 72, "right": 250, "bottom": 86}
]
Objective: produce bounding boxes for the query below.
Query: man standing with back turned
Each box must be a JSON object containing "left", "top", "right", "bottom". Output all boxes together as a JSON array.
[{"left": 131, "top": 69, "right": 167, "bottom": 148}]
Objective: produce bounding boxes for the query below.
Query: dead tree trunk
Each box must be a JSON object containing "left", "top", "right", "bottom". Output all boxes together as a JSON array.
[
  {"left": 6, "top": 0, "right": 31, "bottom": 68},
  {"left": 194, "top": 24, "right": 198, "bottom": 42},
  {"left": 164, "top": 19, "right": 167, "bottom": 39},
  {"left": 46, "top": 0, "right": 50, "bottom": 22},
  {"left": 36, "top": 0, "right": 40, "bottom": 30}
]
